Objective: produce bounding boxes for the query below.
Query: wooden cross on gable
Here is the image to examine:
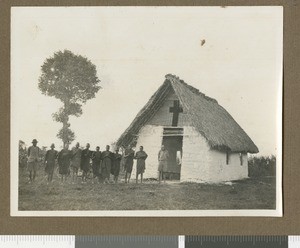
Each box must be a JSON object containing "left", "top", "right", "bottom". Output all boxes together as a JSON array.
[{"left": 169, "top": 100, "right": 183, "bottom": 126}]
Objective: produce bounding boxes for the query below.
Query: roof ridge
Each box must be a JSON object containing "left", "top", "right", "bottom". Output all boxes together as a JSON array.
[{"left": 165, "top": 74, "right": 218, "bottom": 104}]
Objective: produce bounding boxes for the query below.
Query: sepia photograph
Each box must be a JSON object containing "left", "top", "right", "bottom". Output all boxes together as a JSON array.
[{"left": 11, "top": 6, "right": 282, "bottom": 216}]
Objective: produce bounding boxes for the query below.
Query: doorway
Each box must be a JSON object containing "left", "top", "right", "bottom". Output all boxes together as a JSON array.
[{"left": 162, "top": 128, "right": 183, "bottom": 180}]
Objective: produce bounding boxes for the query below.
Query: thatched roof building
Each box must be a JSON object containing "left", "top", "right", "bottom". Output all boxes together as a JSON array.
[
  {"left": 117, "top": 74, "right": 258, "bottom": 153},
  {"left": 117, "top": 74, "right": 258, "bottom": 182}
]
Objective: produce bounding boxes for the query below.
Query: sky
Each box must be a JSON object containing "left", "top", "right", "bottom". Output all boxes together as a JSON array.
[{"left": 11, "top": 7, "right": 282, "bottom": 156}]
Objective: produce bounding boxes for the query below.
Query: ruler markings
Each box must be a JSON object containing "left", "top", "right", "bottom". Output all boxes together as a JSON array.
[
  {"left": 75, "top": 236, "right": 178, "bottom": 248},
  {"left": 186, "top": 236, "right": 288, "bottom": 248},
  {"left": 178, "top": 235, "right": 185, "bottom": 248},
  {"left": 289, "top": 236, "right": 300, "bottom": 248},
  {"left": 0, "top": 236, "right": 75, "bottom": 248},
  {"left": 1, "top": 235, "right": 300, "bottom": 247}
]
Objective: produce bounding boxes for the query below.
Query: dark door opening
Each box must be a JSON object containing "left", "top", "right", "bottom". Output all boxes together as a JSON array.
[{"left": 162, "top": 133, "right": 183, "bottom": 180}]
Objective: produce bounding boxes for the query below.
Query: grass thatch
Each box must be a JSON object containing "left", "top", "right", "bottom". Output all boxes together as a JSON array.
[{"left": 117, "top": 74, "right": 259, "bottom": 153}]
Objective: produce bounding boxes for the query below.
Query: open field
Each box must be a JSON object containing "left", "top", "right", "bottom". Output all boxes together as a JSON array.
[{"left": 18, "top": 166, "right": 276, "bottom": 211}]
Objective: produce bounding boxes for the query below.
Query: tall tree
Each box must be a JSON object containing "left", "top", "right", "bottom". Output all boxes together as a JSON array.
[{"left": 38, "top": 50, "right": 101, "bottom": 146}]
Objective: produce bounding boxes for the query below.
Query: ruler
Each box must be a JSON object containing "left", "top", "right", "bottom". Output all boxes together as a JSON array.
[{"left": 0, "top": 236, "right": 300, "bottom": 247}]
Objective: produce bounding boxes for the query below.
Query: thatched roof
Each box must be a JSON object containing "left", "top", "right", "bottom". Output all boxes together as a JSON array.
[{"left": 117, "top": 74, "right": 259, "bottom": 153}]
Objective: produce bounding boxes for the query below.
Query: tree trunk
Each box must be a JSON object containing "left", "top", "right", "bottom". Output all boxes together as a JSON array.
[
  {"left": 62, "top": 118, "right": 69, "bottom": 147},
  {"left": 62, "top": 102, "right": 70, "bottom": 147}
]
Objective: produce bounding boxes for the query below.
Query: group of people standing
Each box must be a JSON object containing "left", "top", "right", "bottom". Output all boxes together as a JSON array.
[{"left": 27, "top": 139, "right": 150, "bottom": 184}]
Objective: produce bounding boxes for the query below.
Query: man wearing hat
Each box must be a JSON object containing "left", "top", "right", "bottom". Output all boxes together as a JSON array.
[
  {"left": 27, "top": 139, "right": 40, "bottom": 183},
  {"left": 44, "top": 143, "right": 58, "bottom": 183}
]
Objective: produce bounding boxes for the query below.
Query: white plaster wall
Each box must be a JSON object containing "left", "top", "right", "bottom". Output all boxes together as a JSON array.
[
  {"left": 180, "top": 126, "right": 211, "bottom": 182},
  {"left": 208, "top": 150, "right": 248, "bottom": 182},
  {"left": 131, "top": 125, "right": 163, "bottom": 179},
  {"left": 131, "top": 124, "right": 249, "bottom": 183}
]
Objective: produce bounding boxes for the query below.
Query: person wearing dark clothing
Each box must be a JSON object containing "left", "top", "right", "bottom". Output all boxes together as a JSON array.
[
  {"left": 113, "top": 148, "right": 122, "bottom": 183},
  {"left": 101, "top": 145, "right": 113, "bottom": 184},
  {"left": 44, "top": 143, "right": 58, "bottom": 183},
  {"left": 134, "top": 146, "right": 148, "bottom": 184},
  {"left": 124, "top": 145, "right": 135, "bottom": 183},
  {"left": 91, "top": 146, "right": 101, "bottom": 183},
  {"left": 57, "top": 144, "right": 72, "bottom": 183},
  {"left": 71, "top": 142, "right": 82, "bottom": 183},
  {"left": 81, "top": 143, "right": 91, "bottom": 183}
]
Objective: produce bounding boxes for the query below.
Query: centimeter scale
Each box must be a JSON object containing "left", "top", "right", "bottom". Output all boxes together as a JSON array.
[{"left": 0, "top": 236, "right": 300, "bottom": 248}]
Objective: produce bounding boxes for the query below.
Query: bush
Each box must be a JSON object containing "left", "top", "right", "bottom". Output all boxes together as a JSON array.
[
  {"left": 248, "top": 155, "right": 276, "bottom": 177},
  {"left": 19, "top": 140, "right": 27, "bottom": 168}
]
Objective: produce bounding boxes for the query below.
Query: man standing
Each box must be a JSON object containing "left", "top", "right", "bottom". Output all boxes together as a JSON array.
[
  {"left": 91, "top": 146, "right": 101, "bottom": 184},
  {"left": 44, "top": 143, "right": 58, "bottom": 183},
  {"left": 101, "top": 145, "right": 113, "bottom": 184},
  {"left": 71, "top": 142, "right": 82, "bottom": 183},
  {"left": 57, "top": 143, "right": 72, "bottom": 184},
  {"left": 27, "top": 139, "right": 40, "bottom": 183},
  {"left": 134, "top": 146, "right": 148, "bottom": 184},
  {"left": 113, "top": 147, "right": 122, "bottom": 183},
  {"left": 158, "top": 145, "right": 169, "bottom": 183},
  {"left": 81, "top": 143, "right": 91, "bottom": 183},
  {"left": 124, "top": 145, "right": 135, "bottom": 183}
]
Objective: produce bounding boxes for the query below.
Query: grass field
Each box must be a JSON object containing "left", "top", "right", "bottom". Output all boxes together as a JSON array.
[{"left": 18, "top": 166, "right": 276, "bottom": 211}]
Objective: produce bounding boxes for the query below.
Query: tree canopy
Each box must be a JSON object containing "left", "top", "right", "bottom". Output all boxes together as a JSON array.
[{"left": 38, "top": 50, "right": 101, "bottom": 145}]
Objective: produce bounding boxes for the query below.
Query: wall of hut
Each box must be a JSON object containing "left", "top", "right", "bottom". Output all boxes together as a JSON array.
[
  {"left": 132, "top": 124, "right": 249, "bottom": 182},
  {"left": 180, "top": 126, "right": 211, "bottom": 182},
  {"left": 208, "top": 150, "right": 248, "bottom": 182},
  {"left": 133, "top": 125, "right": 163, "bottom": 179},
  {"left": 181, "top": 126, "right": 248, "bottom": 182}
]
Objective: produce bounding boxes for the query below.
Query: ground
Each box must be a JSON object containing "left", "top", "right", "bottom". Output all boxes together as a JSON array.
[{"left": 18, "top": 166, "right": 276, "bottom": 211}]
